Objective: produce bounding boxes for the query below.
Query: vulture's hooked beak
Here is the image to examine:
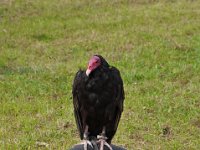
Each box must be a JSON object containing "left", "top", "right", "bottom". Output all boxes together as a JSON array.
[{"left": 86, "top": 69, "right": 91, "bottom": 76}]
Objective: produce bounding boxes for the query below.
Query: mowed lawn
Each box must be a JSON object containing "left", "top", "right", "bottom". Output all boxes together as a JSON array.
[{"left": 0, "top": 0, "right": 200, "bottom": 149}]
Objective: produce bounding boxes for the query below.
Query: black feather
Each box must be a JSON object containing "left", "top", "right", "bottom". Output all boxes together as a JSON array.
[{"left": 72, "top": 55, "right": 125, "bottom": 143}]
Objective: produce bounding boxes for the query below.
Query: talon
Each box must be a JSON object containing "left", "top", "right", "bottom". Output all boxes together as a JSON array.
[
  {"left": 97, "top": 136, "right": 113, "bottom": 150},
  {"left": 104, "top": 142, "right": 113, "bottom": 150},
  {"left": 80, "top": 125, "right": 93, "bottom": 150},
  {"left": 80, "top": 140, "right": 93, "bottom": 150},
  {"left": 86, "top": 140, "right": 93, "bottom": 148},
  {"left": 96, "top": 126, "right": 113, "bottom": 150}
]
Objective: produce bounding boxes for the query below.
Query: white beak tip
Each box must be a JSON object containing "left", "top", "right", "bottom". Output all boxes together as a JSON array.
[{"left": 86, "top": 69, "right": 91, "bottom": 76}]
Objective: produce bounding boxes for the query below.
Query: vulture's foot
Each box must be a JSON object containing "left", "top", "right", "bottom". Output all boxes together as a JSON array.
[
  {"left": 80, "top": 125, "right": 93, "bottom": 150},
  {"left": 97, "top": 126, "right": 113, "bottom": 150},
  {"left": 97, "top": 135, "right": 113, "bottom": 150},
  {"left": 79, "top": 140, "right": 93, "bottom": 150}
]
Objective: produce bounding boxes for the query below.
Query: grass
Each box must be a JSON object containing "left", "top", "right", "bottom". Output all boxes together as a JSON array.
[{"left": 0, "top": 0, "right": 200, "bottom": 149}]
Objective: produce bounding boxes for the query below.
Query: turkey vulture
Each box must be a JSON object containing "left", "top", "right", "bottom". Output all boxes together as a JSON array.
[{"left": 72, "top": 55, "right": 125, "bottom": 150}]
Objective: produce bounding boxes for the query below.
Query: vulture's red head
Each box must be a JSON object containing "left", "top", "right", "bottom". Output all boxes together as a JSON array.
[{"left": 86, "top": 56, "right": 101, "bottom": 76}]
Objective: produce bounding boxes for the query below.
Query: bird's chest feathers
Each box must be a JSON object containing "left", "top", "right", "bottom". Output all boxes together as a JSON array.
[
  {"left": 82, "top": 72, "right": 112, "bottom": 107},
  {"left": 86, "top": 71, "right": 109, "bottom": 91}
]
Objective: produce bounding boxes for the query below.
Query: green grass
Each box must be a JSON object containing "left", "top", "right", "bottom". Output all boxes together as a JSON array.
[{"left": 1, "top": 0, "right": 200, "bottom": 149}]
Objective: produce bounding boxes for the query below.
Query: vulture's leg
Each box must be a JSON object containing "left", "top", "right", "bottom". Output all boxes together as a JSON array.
[
  {"left": 83, "top": 125, "right": 89, "bottom": 140},
  {"left": 80, "top": 125, "right": 93, "bottom": 150},
  {"left": 97, "top": 126, "right": 113, "bottom": 150}
]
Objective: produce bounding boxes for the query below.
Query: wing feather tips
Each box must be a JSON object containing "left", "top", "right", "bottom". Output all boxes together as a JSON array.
[
  {"left": 107, "top": 66, "right": 125, "bottom": 141},
  {"left": 110, "top": 66, "right": 125, "bottom": 111},
  {"left": 72, "top": 70, "right": 85, "bottom": 139}
]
